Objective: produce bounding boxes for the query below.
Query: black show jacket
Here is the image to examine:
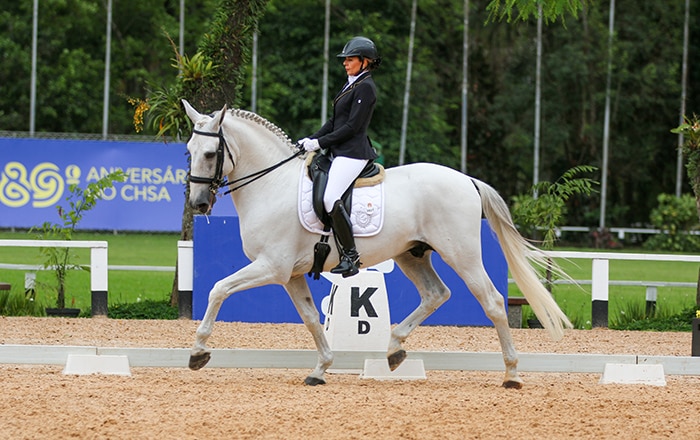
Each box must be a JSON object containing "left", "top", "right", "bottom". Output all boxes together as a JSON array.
[{"left": 312, "top": 72, "right": 379, "bottom": 160}]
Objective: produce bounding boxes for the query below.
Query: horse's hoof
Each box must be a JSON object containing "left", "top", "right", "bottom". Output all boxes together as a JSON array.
[
  {"left": 189, "top": 352, "right": 211, "bottom": 370},
  {"left": 304, "top": 376, "right": 326, "bottom": 386},
  {"left": 387, "top": 349, "right": 407, "bottom": 371},
  {"left": 502, "top": 380, "right": 523, "bottom": 389}
]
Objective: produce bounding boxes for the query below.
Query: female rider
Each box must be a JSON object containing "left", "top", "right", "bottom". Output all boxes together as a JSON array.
[{"left": 299, "top": 36, "right": 381, "bottom": 278}]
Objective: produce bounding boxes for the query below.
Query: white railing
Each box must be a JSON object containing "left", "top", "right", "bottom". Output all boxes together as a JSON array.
[
  {"left": 541, "top": 251, "right": 700, "bottom": 327},
  {"left": 0, "top": 263, "right": 174, "bottom": 272},
  {"left": 0, "top": 239, "right": 185, "bottom": 317},
  {"left": 557, "top": 226, "right": 700, "bottom": 240},
  {"left": 3, "top": 241, "right": 697, "bottom": 325},
  {"left": 0, "top": 239, "right": 108, "bottom": 315},
  {"left": 544, "top": 251, "right": 700, "bottom": 301}
]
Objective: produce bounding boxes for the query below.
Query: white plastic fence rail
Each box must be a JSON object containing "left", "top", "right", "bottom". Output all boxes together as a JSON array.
[
  {"left": 0, "top": 239, "right": 108, "bottom": 315},
  {"left": 541, "top": 251, "right": 700, "bottom": 327}
]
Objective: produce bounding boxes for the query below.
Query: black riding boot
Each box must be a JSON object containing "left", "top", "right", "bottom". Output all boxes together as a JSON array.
[{"left": 329, "top": 200, "right": 361, "bottom": 278}]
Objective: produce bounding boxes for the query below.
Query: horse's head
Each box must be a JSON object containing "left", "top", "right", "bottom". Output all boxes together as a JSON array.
[{"left": 182, "top": 99, "right": 235, "bottom": 214}]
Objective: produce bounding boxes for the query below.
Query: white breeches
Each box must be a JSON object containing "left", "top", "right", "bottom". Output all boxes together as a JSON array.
[{"left": 324, "top": 156, "right": 369, "bottom": 213}]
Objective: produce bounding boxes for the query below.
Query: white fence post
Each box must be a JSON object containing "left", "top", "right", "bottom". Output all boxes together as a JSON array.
[
  {"left": 24, "top": 272, "right": 36, "bottom": 299},
  {"left": 177, "top": 241, "right": 193, "bottom": 319},
  {"left": 591, "top": 258, "right": 609, "bottom": 327},
  {"left": 90, "top": 244, "right": 109, "bottom": 316},
  {"left": 645, "top": 285, "right": 658, "bottom": 316}
]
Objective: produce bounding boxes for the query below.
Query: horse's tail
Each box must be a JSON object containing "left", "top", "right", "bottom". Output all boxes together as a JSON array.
[{"left": 472, "top": 178, "right": 573, "bottom": 341}]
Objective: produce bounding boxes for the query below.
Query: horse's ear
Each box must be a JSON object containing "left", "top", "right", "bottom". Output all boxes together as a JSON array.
[
  {"left": 182, "top": 99, "right": 203, "bottom": 123},
  {"left": 217, "top": 104, "right": 228, "bottom": 127}
]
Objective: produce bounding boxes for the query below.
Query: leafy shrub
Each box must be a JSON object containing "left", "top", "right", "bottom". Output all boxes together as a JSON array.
[
  {"left": 524, "top": 294, "right": 694, "bottom": 331},
  {"left": 0, "top": 290, "right": 48, "bottom": 316},
  {"left": 609, "top": 301, "right": 650, "bottom": 328},
  {"left": 643, "top": 193, "right": 700, "bottom": 252},
  {"left": 611, "top": 306, "right": 695, "bottom": 332},
  {"left": 108, "top": 299, "right": 178, "bottom": 319},
  {"left": 511, "top": 165, "right": 597, "bottom": 248}
]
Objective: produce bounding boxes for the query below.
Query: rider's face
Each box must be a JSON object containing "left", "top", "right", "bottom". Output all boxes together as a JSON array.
[{"left": 343, "top": 56, "right": 365, "bottom": 76}]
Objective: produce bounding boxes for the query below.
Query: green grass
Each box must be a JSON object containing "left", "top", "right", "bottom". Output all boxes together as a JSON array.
[
  {"left": 1, "top": 231, "right": 698, "bottom": 328},
  {"left": 0, "top": 230, "right": 179, "bottom": 312}
]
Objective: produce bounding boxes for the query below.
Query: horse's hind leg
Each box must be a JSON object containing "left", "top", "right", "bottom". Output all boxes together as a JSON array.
[
  {"left": 397, "top": 246, "right": 523, "bottom": 388},
  {"left": 284, "top": 276, "right": 333, "bottom": 386},
  {"left": 388, "top": 251, "right": 451, "bottom": 370},
  {"left": 455, "top": 263, "right": 522, "bottom": 389}
]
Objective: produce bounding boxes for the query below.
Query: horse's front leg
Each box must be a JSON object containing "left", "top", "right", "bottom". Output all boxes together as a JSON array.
[
  {"left": 284, "top": 276, "right": 333, "bottom": 385},
  {"left": 189, "top": 259, "right": 279, "bottom": 370}
]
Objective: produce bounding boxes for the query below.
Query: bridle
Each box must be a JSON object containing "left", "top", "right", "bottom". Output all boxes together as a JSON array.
[
  {"left": 188, "top": 128, "right": 233, "bottom": 195},
  {"left": 188, "top": 127, "right": 304, "bottom": 197}
]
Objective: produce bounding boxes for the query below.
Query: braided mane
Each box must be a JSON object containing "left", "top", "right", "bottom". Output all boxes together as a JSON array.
[{"left": 228, "top": 108, "right": 295, "bottom": 150}]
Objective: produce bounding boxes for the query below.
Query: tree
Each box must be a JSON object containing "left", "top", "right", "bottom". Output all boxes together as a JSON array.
[
  {"left": 671, "top": 114, "right": 700, "bottom": 306},
  {"left": 486, "top": 0, "right": 585, "bottom": 24},
  {"left": 1, "top": 0, "right": 696, "bottom": 234},
  {"left": 0, "top": 0, "right": 216, "bottom": 134},
  {"left": 672, "top": 114, "right": 700, "bottom": 220},
  {"left": 142, "top": 0, "right": 268, "bottom": 307}
]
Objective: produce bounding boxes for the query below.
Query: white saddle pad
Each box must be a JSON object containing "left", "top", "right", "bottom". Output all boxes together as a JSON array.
[{"left": 298, "top": 162, "right": 384, "bottom": 237}]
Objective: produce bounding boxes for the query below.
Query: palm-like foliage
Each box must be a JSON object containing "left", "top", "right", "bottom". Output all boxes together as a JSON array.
[{"left": 511, "top": 165, "right": 598, "bottom": 248}]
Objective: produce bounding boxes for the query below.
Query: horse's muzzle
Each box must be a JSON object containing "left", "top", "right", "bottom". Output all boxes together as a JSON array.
[
  {"left": 190, "top": 191, "right": 215, "bottom": 214},
  {"left": 194, "top": 202, "right": 210, "bottom": 214}
]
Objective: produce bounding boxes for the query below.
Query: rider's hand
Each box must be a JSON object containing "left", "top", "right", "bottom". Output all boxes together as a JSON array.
[{"left": 302, "top": 138, "right": 320, "bottom": 152}]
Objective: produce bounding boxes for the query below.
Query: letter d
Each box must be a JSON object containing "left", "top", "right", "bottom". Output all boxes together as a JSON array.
[{"left": 358, "top": 320, "right": 370, "bottom": 335}]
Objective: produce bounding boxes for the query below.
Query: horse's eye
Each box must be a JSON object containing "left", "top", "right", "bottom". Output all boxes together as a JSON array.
[{"left": 204, "top": 152, "right": 216, "bottom": 160}]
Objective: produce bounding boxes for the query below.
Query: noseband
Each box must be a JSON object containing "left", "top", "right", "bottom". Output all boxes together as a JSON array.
[{"left": 188, "top": 127, "right": 305, "bottom": 197}]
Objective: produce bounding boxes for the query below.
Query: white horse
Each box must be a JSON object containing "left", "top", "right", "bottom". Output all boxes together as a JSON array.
[{"left": 182, "top": 99, "right": 572, "bottom": 388}]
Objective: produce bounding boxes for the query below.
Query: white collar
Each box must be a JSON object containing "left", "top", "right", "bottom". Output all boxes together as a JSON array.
[{"left": 346, "top": 71, "right": 369, "bottom": 87}]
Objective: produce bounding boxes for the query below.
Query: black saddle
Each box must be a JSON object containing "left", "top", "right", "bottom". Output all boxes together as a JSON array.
[
  {"left": 305, "top": 150, "right": 381, "bottom": 280},
  {"left": 307, "top": 150, "right": 381, "bottom": 228}
]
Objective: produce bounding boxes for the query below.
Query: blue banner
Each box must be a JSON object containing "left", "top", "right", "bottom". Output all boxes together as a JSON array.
[{"left": 0, "top": 138, "right": 236, "bottom": 231}]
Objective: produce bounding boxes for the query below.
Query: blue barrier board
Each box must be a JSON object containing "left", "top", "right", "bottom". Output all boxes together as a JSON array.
[{"left": 193, "top": 216, "right": 507, "bottom": 326}]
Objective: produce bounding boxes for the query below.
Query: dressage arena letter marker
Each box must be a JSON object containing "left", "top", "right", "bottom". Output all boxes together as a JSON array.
[
  {"left": 358, "top": 321, "right": 370, "bottom": 334},
  {"left": 63, "top": 354, "right": 131, "bottom": 376},
  {"left": 352, "top": 286, "right": 378, "bottom": 335},
  {"left": 351, "top": 287, "right": 378, "bottom": 317},
  {"left": 599, "top": 363, "right": 666, "bottom": 386},
  {"left": 361, "top": 359, "right": 426, "bottom": 381},
  {"left": 322, "top": 270, "right": 390, "bottom": 352}
]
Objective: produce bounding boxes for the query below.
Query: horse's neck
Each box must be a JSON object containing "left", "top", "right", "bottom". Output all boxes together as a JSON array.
[
  {"left": 225, "top": 115, "right": 293, "bottom": 175},
  {"left": 224, "top": 116, "right": 300, "bottom": 222}
]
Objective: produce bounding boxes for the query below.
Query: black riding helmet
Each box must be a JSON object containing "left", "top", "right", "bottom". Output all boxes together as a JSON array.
[{"left": 337, "top": 36, "right": 379, "bottom": 62}]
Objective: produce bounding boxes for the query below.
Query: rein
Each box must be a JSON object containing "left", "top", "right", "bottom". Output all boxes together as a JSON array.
[
  {"left": 189, "top": 127, "right": 304, "bottom": 196},
  {"left": 222, "top": 147, "right": 304, "bottom": 195}
]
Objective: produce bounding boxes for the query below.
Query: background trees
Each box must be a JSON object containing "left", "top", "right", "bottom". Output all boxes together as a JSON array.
[{"left": 1, "top": 0, "right": 698, "bottom": 230}]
